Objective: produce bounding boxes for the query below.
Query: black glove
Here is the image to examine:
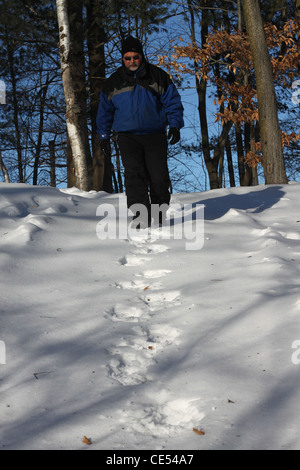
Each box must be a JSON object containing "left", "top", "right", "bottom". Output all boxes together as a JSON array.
[
  {"left": 100, "top": 139, "right": 111, "bottom": 156},
  {"left": 167, "top": 127, "right": 180, "bottom": 145}
]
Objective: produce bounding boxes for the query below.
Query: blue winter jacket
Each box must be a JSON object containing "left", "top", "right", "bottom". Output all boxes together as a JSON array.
[{"left": 96, "top": 62, "right": 184, "bottom": 140}]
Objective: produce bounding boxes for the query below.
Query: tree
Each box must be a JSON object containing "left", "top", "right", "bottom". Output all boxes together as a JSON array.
[
  {"left": 0, "top": 0, "right": 67, "bottom": 186},
  {"left": 56, "top": 0, "right": 90, "bottom": 191},
  {"left": 0, "top": 0, "right": 172, "bottom": 189},
  {"left": 297, "top": 0, "right": 300, "bottom": 23},
  {"left": 86, "top": 0, "right": 112, "bottom": 192},
  {"left": 0, "top": 150, "right": 10, "bottom": 182},
  {"left": 159, "top": 0, "right": 247, "bottom": 189},
  {"left": 242, "top": 0, "right": 288, "bottom": 184},
  {"left": 160, "top": 0, "right": 299, "bottom": 188}
]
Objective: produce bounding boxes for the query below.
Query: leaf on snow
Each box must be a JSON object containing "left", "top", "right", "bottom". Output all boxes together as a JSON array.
[
  {"left": 83, "top": 436, "right": 92, "bottom": 445},
  {"left": 193, "top": 428, "right": 205, "bottom": 435}
]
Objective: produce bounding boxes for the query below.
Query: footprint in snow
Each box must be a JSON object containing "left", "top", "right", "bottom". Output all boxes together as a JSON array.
[
  {"left": 141, "top": 290, "right": 181, "bottom": 312},
  {"left": 43, "top": 204, "right": 67, "bottom": 214},
  {"left": 106, "top": 303, "right": 149, "bottom": 323},
  {"left": 115, "top": 279, "right": 162, "bottom": 291},
  {"left": 119, "top": 237, "right": 169, "bottom": 267},
  {"left": 109, "top": 324, "right": 181, "bottom": 355},
  {"left": 133, "top": 244, "right": 169, "bottom": 255},
  {"left": 119, "top": 253, "right": 152, "bottom": 267},
  {"left": 139, "top": 269, "right": 172, "bottom": 279},
  {"left": 121, "top": 391, "right": 205, "bottom": 436},
  {"left": 252, "top": 226, "right": 300, "bottom": 241},
  {"left": 24, "top": 213, "right": 53, "bottom": 229},
  {"left": 107, "top": 230, "right": 180, "bottom": 387},
  {"left": 0, "top": 197, "right": 68, "bottom": 246},
  {"left": 106, "top": 324, "right": 181, "bottom": 386},
  {"left": 107, "top": 352, "right": 153, "bottom": 386},
  {"left": 107, "top": 289, "right": 181, "bottom": 323},
  {"left": 106, "top": 325, "right": 155, "bottom": 385},
  {"left": 1, "top": 214, "right": 52, "bottom": 245},
  {"left": 2, "top": 202, "right": 29, "bottom": 218}
]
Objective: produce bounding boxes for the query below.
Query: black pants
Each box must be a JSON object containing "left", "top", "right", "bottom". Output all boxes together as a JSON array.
[{"left": 117, "top": 133, "right": 171, "bottom": 212}]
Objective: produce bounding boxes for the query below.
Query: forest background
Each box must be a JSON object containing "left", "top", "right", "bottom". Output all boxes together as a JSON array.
[{"left": 0, "top": 0, "right": 299, "bottom": 194}]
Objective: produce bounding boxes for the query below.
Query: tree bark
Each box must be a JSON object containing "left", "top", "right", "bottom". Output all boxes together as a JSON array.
[
  {"left": 0, "top": 151, "right": 10, "bottom": 183},
  {"left": 296, "top": 0, "right": 300, "bottom": 24},
  {"left": 86, "top": 0, "right": 109, "bottom": 192},
  {"left": 56, "top": 0, "right": 90, "bottom": 191},
  {"left": 188, "top": 0, "right": 237, "bottom": 189},
  {"left": 226, "top": 139, "right": 235, "bottom": 187},
  {"left": 5, "top": 28, "right": 23, "bottom": 183},
  {"left": 33, "top": 77, "right": 49, "bottom": 185},
  {"left": 68, "top": 0, "right": 93, "bottom": 187},
  {"left": 49, "top": 140, "right": 56, "bottom": 187},
  {"left": 242, "top": 0, "right": 288, "bottom": 184}
]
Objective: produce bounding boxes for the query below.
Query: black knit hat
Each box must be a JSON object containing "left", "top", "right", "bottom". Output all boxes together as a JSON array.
[{"left": 121, "top": 36, "right": 144, "bottom": 56}]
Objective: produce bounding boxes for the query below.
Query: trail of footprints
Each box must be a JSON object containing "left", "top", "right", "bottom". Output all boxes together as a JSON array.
[
  {"left": 106, "top": 236, "right": 181, "bottom": 387},
  {"left": 0, "top": 193, "right": 77, "bottom": 246}
]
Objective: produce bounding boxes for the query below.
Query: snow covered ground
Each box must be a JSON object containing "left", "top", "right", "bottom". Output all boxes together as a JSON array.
[{"left": 1, "top": 181, "right": 300, "bottom": 450}]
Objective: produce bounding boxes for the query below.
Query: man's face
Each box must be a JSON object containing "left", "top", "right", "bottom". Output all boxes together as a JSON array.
[{"left": 122, "top": 52, "right": 143, "bottom": 72}]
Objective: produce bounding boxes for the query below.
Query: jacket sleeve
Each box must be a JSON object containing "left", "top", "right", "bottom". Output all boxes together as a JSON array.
[
  {"left": 96, "top": 91, "right": 115, "bottom": 140},
  {"left": 160, "top": 82, "right": 184, "bottom": 130}
]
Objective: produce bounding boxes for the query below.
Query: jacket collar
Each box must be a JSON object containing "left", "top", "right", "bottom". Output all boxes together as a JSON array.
[{"left": 119, "top": 61, "right": 148, "bottom": 80}]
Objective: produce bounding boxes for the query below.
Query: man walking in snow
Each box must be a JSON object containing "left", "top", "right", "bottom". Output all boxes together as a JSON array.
[{"left": 96, "top": 36, "right": 184, "bottom": 227}]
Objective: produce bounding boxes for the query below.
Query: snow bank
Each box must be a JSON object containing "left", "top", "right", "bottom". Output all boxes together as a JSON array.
[{"left": 1, "top": 182, "right": 300, "bottom": 450}]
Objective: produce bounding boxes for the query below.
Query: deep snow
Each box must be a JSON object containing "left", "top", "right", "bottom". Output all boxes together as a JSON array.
[{"left": 1, "top": 181, "right": 300, "bottom": 450}]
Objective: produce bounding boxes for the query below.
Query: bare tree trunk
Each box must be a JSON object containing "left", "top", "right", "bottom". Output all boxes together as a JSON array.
[
  {"left": 213, "top": 120, "right": 233, "bottom": 189},
  {"left": 249, "top": 122, "right": 258, "bottom": 185},
  {"left": 237, "top": 0, "right": 243, "bottom": 30},
  {"left": 86, "top": 0, "right": 110, "bottom": 192},
  {"left": 235, "top": 124, "right": 245, "bottom": 183},
  {"left": 49, "top": 140, "right": 56, "bottom": 187},
  {"left": 113, "top": 134, "right": 123, "bottom": 193},
  {"left": 226, "top": 139, "right": 235, "bottom": 187},
  {"left": 188, "top": 0, "right": 237, "bottom": 189},
  {"left": 242, "top": 0, "right": 288, "bottom": 184},
  {"left": 66, "top": 135, "right": 76, "bottom": 187},
  {"left": 0, "top": 151, "right": 10, "bottom": 183},
  {"left": 68, "top": 0, "right": 93, "bottom": 187},
  {"left": 188, "top": 0, "right": 217, "bottom": 189},
  {"left": 56, "top": 0, "right": 89, "bottom": 191},
  {"left": 33, "top": 76, "right": 49, "bottom": 185},
  {"left": 5, "top": 27, "right": 23, "bottom": 183},
  {"left": 296, "top": 0, "right": 300, "bottom": 22}
]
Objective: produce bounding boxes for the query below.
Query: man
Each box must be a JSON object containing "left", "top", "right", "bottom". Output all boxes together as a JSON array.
[{"left": 96, "top": 36, "right": 184, "bottom": 227}]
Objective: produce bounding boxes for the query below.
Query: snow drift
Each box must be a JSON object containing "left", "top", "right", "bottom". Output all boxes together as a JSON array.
[{"left": 1, "top": 181, "right": 300, "bottom": 450}]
